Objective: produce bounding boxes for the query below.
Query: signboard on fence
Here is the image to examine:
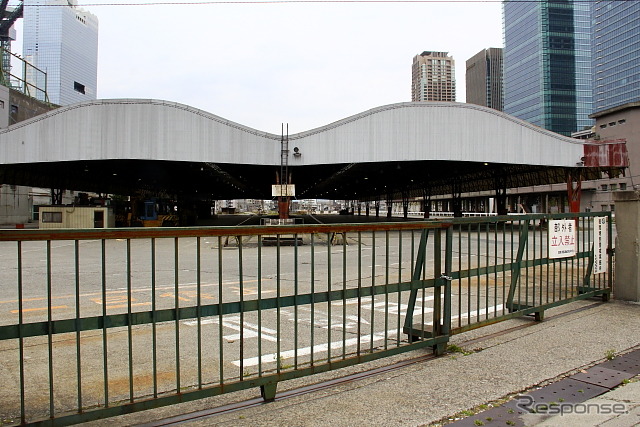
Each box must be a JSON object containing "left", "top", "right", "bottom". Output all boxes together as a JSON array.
[
  {"left": 548, "top": 219, "right": 577, "bottom": 259},
  {"left": 594, "top": 216, "right": 608, "bottom": 274}
]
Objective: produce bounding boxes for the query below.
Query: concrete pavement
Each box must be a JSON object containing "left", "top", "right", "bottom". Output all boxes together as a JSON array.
[{"left": 85, "top": 298, "right": 640, "bottom": 427}]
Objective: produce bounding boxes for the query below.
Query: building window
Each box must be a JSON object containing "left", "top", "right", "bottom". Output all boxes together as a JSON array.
[
  {"left": 42, "top": 212, "right": 62, "bottom": 223},
  {"left": 610, "top": 183, "right": 618, "bottom": 191},
  {"left": 601, "top": 204, "right": 608, "bottom": 212},
  {"left": 611, "top": 205, "right": 615, "bottom": 212},
  {"left": 609, "top": 122, "right": 616, "bottom": 126},
  {"left": 0, "top": 100, "right": 4, "bottom": 109},
  {"left": 599, "top": 124, "right": 607, "bottom": 129},
  {"left": 74, "top": 81, "right": 86, "bottom": 94},
  {"left": 620, "top": 183, "right": 627, "bottom": 190},
  {"left": 601, "top": 184, "right": 608, "bottom": 191},
  {"left": 618, "top": 119, "right": 626, "bottom": 125},
  {"left": 10, "top": 104, "right": 18, "bottom": 114}
]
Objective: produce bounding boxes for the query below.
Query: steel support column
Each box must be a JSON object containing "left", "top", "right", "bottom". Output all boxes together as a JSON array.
[{"left": 567, "top": 169, "right": 582, "bottom": 213}]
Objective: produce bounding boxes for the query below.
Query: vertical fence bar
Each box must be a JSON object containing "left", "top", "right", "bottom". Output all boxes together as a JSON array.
[
  {"left": 239, "top": 237, "right": 244, "bottom": 380},
  {"left": 294, "top": 234, "right": 299, "bottom": 368},
  {"left": 443, "top": 225, "right": 453, "bottom": 336},
  {"left": 309, "top": 233, "right": 315, "bottom": 366},
  {"left": 433, "top": 228, "right": 442, "bottom": 338},
  {"left": 17, "top": 241, "right": 25, "bottom": 424},
  {"left": 74, "top": 240, "right": 82, "bottom": 413},
  {"left": 384, "top": 230, "right": 389, "bottom": 350},
  {"left": 457, "top": 223, "right": 462, "bottom": 327},
  {"left": 357, "top": 231, "right": 362, "bottom": 358},
  {"left": 342, "top": 236, "right": 347, "bottom": 359},
  {"left": 538, "top": 217, "right": 543, "bottom": 305},
  {"left": 218, "top": 236, "right": 224, "bottom": 385},
  {"left": 197, "top": 237, "right": 202, "bottom": 389},
  {"left": 276, "top": 236, "right": 281, "bottom": 373},
  {"left": 476, "top": 223, "right": 480, "bottom": 320},
  {"left": 501, "top": 220, "right": 507, "bottom": 316},
  {"left": 484, "top": 222, "right": 489, "bottom": 320},
  {"left": 127, "top": 239, "right": 134, "bottom": 402},
  {"left": 530, "top": 220, "right": 535, "bottom": 307},
  {"left": 258, "top": 234, "right": 263, "bottom": 375},
  {"left": 174, "top": 238, "right": 181, "bottom": 392},
  {"left": 397, "top": 230, "right": 402, "bottom": 347},
  {"left": 101, "top": 239, "right": 109, "bottom": 407},
  {"left": 466, "top": 223, "right": 471, "bottom": 326},
  {"left": 370, "top": 230, "right": 375, "bottom": 354},
  {"left": 493, "top": 220, "right": 498, "bottom": 320},
  {"left": 47, "top": 240, "right": 54, "bottom": 417},
  {"left": 420, "top": 229, "right": 426, "bottom": 338},
  {"left": 525, "top": 218, "right": 530, "bottom": 307},
  {"left": 327, "top": 232, "right": 332, "bottom": 361},
  {"left": 151, "top": 238, "right": 158, "bottom": 398},
  {"left": 545, "top": 217, "right": 550, "bottom": 304}
]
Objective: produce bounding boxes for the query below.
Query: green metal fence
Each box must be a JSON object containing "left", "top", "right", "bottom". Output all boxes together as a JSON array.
[{"left": 0, "top": 213, "right": 612, "bottom": 425}]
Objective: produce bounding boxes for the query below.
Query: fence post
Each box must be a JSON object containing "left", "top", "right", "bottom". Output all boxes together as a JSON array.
[{"left": 613, "top": 191, "right": 640, "bottom": 301}]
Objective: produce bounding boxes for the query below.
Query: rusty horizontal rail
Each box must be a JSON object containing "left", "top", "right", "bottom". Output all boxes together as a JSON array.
[{"left": 0, "top": 220, "right": 451, "bottom": 242}]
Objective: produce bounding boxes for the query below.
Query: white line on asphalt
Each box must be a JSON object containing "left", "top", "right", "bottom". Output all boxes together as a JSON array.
[
  {"left": 231, "top": 303, "right": 504, "bottom": 367},
  {"left": 232, "top": 328, "right": 400, "bottom": 367},
  {"left": 183, "top": 315, "right": 279, "bottom": 342}
]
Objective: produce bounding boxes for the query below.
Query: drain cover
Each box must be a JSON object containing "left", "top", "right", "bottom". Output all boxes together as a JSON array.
[
  {"left": 513, "top": 378, "right": 608, "bottom": 406},
  {"left": 599, "top": 355, "right": 640, "bottom": 376},
  {"left": 571, "top": 366, "right": 633, "bottom": 389},
  {"left": 619, "top": 348, "right": 640, "bottom": 362}
]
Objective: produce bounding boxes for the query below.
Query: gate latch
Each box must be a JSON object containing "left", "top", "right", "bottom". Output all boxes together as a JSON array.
[{"left": 440, "top": 275, "right": 453, "bottom": 281}]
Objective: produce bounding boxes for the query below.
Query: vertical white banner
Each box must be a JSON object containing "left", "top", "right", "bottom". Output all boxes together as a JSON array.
[
  {"left": 594, "top": 216, "right": 608, "bottom": 274},
  {"left": 549, "top": 219, "right": 577, "bottom": 259}
]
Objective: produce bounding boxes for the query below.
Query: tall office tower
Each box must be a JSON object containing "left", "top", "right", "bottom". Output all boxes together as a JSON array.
[
  {"left": 465, "top": 48, "right": 503, "bottom": 111},
  {"left": 23, "top": 0, "right": 98, "bottom": 106},
  {"left": 411, "top": 51, "right": 456, "bottom": 102},
  {"left": 503, "top": 1, "right": 592, "bottom": 136},
  {"left": 592, "top": 1, "right": 640, "bottom": 113}
]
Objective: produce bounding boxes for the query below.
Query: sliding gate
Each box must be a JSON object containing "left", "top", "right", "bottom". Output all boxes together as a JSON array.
[{"left": 0, "top": 212, "right": 612, "bottom": 425}]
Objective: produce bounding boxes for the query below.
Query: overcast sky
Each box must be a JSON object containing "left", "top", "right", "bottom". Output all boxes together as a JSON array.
[{"left": 14, "top": 0, "right": 504, "bottom": 134}]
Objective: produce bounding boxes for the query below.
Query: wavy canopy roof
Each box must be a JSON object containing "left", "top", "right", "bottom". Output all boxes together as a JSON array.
[{"left": 0, "top": 99, "right": 627, "bottom": 200}]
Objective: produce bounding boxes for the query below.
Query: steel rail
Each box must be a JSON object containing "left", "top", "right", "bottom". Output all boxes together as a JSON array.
[{"left": 136, "top": 301, "right": 604, "bottom": 427}]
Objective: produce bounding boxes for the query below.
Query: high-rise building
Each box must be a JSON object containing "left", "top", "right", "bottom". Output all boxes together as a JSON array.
[
  {"left": 591, "top": 1, "right": 640, "bottom": 114},
  {"left": 411, "top": 51, "right": 455, "bottom": 102},
  {"left": 22, "top": 0, "right": 98, "bottom": 106},
  {"left": 503, "top": 1, "right": 592, "bottom": 136},
  {"left": 465, "top": 48, "right": 503, "bottom": 111}
]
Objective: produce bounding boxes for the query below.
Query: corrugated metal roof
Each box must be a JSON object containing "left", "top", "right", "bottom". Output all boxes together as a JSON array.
[{"left": 0, "top": 99, "right": 628, "bottom": 200}]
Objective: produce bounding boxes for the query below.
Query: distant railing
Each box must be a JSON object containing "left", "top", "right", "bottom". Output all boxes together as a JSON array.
[
  {"left": 0, "top": 48, "right": 50, "bottom": 104},
  {"left": 0, "top": 213, "right": 613, "bottom": 425}
]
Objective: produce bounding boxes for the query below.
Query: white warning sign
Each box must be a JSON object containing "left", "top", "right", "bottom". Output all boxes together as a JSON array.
[
  {"left": 549, "top": 219, "right": 577, "bottom": 259},
  {"left": 594, "top": 216, "right": 608, "bottom": 274}
]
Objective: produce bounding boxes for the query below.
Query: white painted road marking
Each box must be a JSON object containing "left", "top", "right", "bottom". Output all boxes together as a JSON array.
[{"left": 231, "top": 303, "right": 504, "bottom": 367}]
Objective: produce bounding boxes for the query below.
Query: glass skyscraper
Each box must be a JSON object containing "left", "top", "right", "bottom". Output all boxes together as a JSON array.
[
  {"left": 23, "top": 0, "right": 98, "bottom": 106},
  {"left": 503, "top": 0, "right": 592, "bottom": 136},
  {"left": 592, "top": 1, "right": 640, "bottom": 113}
]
